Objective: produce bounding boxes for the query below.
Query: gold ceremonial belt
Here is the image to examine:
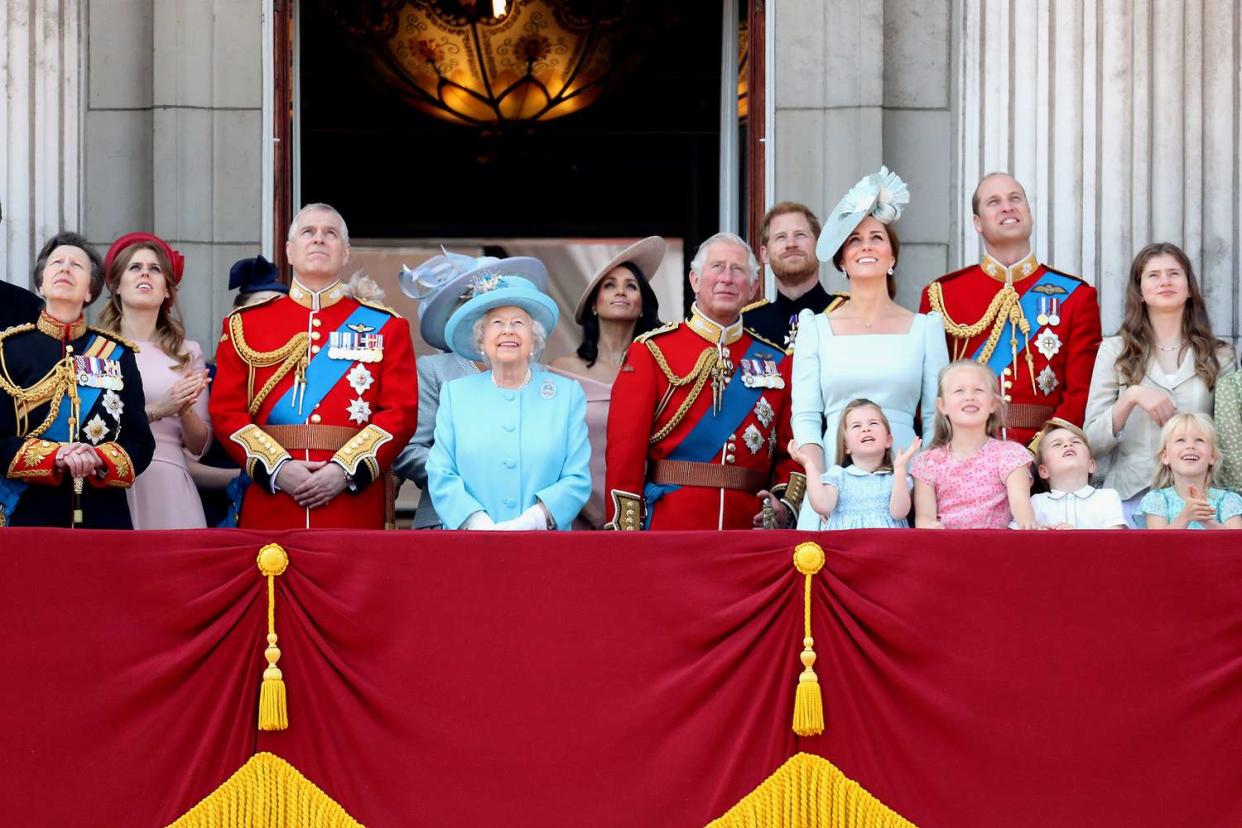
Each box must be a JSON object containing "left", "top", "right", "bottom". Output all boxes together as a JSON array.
[
  {"left": 650, "top": 460, "right": 767, "bottom": 493},
  {"left": 264, "top": 424, "right": 355, "bottom": 453}
]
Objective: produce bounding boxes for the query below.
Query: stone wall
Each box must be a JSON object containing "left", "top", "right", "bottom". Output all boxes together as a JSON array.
[
  {"left": 774, "top": 0, "right": 1242, "bottom": 343},
  {"left": 84, "top": 0, "right": 264, "bottom": 348}
]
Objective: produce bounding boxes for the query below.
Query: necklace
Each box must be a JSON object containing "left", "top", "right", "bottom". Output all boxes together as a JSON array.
[
  {"left": 1158, "top": 341, "right": 1183, "bottom": 353},
  {"left": 491, "top": 368, "right": 532, "bottom": 389}
]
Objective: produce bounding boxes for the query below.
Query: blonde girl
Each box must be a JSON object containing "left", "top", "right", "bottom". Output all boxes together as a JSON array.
[
  {"left": 910, "top": 360, "right": 1035, "bottom": 529},
  {"left": 1136, "top": 413, "right": 1242, "bottom": 529},
  {"left": 788, "top": 398, "right": 919, "bottom": 529}
]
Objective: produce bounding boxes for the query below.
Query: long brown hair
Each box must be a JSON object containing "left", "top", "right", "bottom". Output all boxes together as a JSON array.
[
  {"left": 928, "top": 360, "right": 1005, "bottom": 449},
  {"left": 833, "top": 398, "right": 895, "bottom": 472},
  {"left": 1115, "top": 243, "right": 1230, "bottom": 391},
  {"left": 98, "top": 242, "right": 192, "bottom": 370}
]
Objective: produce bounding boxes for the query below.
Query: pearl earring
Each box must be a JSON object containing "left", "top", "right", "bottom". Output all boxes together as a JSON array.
[{"left": 887, "top": 266, "right": 895, "bottom": 276}]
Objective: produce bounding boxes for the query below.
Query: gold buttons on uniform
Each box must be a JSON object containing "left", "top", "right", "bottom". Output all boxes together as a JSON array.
[
  {"left": 1003, "top": 367, "right": 1012, "bottom": 377},
  {"left": 311, "top": 345, "right": 320, "bottom": 354},
  {"left": 1003, "top": 394, "right": 1013, "bottom": 403},
  {"left": 311, "top": 318, "right": 322, "bottom": 328},
  {"left": 310, "top": 414, "right": 322, "bottom": 423}
]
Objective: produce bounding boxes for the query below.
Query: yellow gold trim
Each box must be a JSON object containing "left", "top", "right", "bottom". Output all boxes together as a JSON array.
[
  {"left": 981, "top": 251, "right": 1039, "bottom": 284},
  {"left": 331, "top": 424, "right": 394, "bottom": 476},
  {"left": 87, "top": 327, "right": 140, "bottom": 353},
  {"left": 36, "top": 311, "right": 87, "bottom": 340},
  {"left": 604, "top": 489, "right": 643, "bottom": 531},
  {"left": 227, "top": 315, "right": 310, "bottom": 414},
  {"left": 289, "top": 279, "right": 343, "bottom": 310},
  {"left": 687, "top": 303, "right": 744, "bottom": 345},
  {"left": 739, "top": 297, "right": 769, "bottom": 314},
  {"left": 356, "top": 297, "right": 402, "bottom": 318},
  {"left": 634, "top": 321, "right": 678, "bottom": 344},
  {"left": 230, "top": 425, "right": 292, "bottom": 478},
  {"left": 707, "top": 752, "right": 915, "bottom": 827},
  {"left": 775, "top": 471, "right": 806, "bottom": 516},
  {"left": 96, "top": 441, "right": 134, "bottom": 487},
  {"left": 168, "top": 752, "right": 362, "bottom": 828},
  {"left": 644, "top": 339, "right": 718, "bottom": 444}
]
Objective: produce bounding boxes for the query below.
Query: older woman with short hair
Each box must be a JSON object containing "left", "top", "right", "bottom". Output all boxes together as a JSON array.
[
  {"left": 427, "top": 274, "right": 590, "bottom": 530},
  {"left": 0, "top": 232, "right": 154, "bottom": 527}
]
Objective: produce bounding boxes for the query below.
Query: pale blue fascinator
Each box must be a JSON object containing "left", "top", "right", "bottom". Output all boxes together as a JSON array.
[{"left": 815, "top": 166, "right": 910, "bottom": 264}]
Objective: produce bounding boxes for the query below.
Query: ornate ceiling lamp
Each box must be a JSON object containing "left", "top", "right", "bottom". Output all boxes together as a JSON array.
[{"left": 324, "top": 0, "right": 641, "bottom": 127}]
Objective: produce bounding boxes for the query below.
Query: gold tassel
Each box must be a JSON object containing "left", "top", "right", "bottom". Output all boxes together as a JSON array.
[
  {"left": 257, "top": 543, "right": 290, "bottom": 731},
  {"left": 792, "top": 542, "right": 826, "bottom": 737},
  {"left": 706, "top": 752, "right": 917, "bottom": 827}
]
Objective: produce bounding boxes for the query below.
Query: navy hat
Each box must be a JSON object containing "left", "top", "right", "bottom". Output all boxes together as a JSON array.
[{"left": 228, "top": 255, "right": 288, "bottom": 295}]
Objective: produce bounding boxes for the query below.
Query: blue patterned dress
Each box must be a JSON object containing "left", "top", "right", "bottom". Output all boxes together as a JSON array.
[{"left": 817, "top": 464, "right": 910, "bottom": 530}]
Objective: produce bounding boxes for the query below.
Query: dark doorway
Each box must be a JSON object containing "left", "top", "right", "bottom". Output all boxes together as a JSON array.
[{"left": 298, "top": 3, "right": 723, "bottom": 257}]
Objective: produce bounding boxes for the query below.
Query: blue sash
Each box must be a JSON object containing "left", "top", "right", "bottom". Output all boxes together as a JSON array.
[
  {"left": 267, "top": 305, "right": 389, "bottom": 425},
  {"left": 644, "top": 338, "right": 774, "bottom": 526},
  {"left": 0, "top": 334, "right": 122, "bottom": 522},
  {"left": 972, "top": 269, "right": 1082, "bottom": 375}
]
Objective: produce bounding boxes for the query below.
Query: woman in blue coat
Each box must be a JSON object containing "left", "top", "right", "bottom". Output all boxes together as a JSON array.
[{"left": 428, "top": 273, "right": 590, "bottom": 530}]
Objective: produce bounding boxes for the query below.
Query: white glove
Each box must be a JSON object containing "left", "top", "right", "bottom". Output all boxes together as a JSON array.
[
  {"left": 493, "top": 504, "right": 549, "bottom": 531},
  {"left": 462, "top": 511, "right": 496, "bottom": 530}
]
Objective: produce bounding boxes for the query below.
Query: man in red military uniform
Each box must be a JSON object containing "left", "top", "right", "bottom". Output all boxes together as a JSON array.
[
  {"left": 210, "top": 203, "right": 418, "bottom": 528},
  {"left": 919, "top": 173, "right": 1102, "bottom": 446},
  {"left": 605, "top": 232, "right": 805, "bottom": 531}
]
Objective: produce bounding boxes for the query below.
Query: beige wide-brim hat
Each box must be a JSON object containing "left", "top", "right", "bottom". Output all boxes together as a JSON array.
[{"left": 573, "top": 236, "right": 666, "bottom": 324}]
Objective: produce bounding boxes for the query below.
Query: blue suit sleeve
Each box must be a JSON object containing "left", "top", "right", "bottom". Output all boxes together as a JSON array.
[
  {"left": 426, "top": 380, "right": 486, "bottom": 529},
  {"left": 535, "top": 380, "right": 592, "bottom": 530},
  {"left": 790, "top": 309, "right": 825, "bottom": 448}
]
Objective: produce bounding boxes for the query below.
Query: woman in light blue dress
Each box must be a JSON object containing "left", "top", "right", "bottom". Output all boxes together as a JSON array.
[
  {"left": 791, "top": 167, "right": 949, "bottom": 529},
  {"left": 427, "top": 274, "right": 591, "bottom": 531}
]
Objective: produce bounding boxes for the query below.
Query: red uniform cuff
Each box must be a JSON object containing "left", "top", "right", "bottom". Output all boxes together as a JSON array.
[
  {"left": 90, "top": 442, "right": 136, "bottom": 488},
  {"left": 8, "top": 438, "right": 64, "bottom": 485}
]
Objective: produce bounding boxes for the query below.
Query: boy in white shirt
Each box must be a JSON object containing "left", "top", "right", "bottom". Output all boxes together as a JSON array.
[{"left": 1030, "top": 418, "right": 1127, "bottom": 529}]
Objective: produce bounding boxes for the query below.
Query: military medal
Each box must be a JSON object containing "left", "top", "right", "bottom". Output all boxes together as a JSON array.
[
  {"left": 83, "top": 413, "right": 109, "bottom": 445},
  {"left": 346, "top": 397, "right": 372, "bottom": 424},
  {"left": 784, "top": 314, "right": 800, "bottom": 350},
  {"left": 742, "top": 424, "right": 764, "bottom": 455},
  {"left": 1034, "top": 328, "right": 1062, "bottom": 360},
  {"left": 329, "top": 326, "right": 385, "bottom": 362},
  {"left": 761, "top": 358, "right": 785, "bottom": 390},
  {"left": 754, "top": 395, "right": 775, "bottom": 428},
  {"left": 1036, "top": 297, "right": 1049, "bottom": 327},
  {"left": 1037, "top": 365, "right": 1059, "bottom": 396},
  {"left": 74, "top": 356, "right": 123, "bottom": 390},
  {"left": 347, "top": 363, "right": 374, "bottom": 395},
  {"left": 102, "top": 390, "right": 124, "bottom": 421},
  {"left": 1047, "top": 298, "right": 1061, "bottom": 327}
]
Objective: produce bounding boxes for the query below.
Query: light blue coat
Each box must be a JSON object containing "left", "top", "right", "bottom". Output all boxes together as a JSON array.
[{"left": 428, "top": 369, "right": 591, "bottom": 530}]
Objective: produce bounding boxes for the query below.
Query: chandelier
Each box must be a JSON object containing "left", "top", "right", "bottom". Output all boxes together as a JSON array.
[{"left": 323, "top": 0, "right": 641, "bottom": 127}]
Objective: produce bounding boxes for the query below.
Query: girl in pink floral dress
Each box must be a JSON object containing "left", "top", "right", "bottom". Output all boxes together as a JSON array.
[{"left": 911, "top": 361, "right": 1035, "bottom": 529}]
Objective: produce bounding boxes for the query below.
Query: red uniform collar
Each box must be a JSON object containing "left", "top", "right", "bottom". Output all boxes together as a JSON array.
[{"left": 36, "top": 309, "right": 87, "bottom": 341}]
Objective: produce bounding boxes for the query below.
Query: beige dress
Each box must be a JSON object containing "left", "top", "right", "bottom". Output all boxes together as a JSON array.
[{"left": 549, "top": 367, "right": 611, "bottom": 529}]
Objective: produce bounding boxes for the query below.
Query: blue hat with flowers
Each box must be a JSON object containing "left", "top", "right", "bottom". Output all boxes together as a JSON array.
[
  {"left": 443, "top": 274, "right": 559, "bottom": 362},
  {"left": 815, "top": 166, "right": 910, "bottom": 264},
  {"left": 401, "top": 249, "right": 548, "bottom": 351}
]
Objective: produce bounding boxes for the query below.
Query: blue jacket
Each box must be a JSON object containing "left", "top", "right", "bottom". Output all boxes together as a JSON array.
[{"left": 428, "top": 369, "right": 591, "bottom": 529}]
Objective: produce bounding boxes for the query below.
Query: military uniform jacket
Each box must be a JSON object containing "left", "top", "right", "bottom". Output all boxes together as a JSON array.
[
  {"left": 0, "top": 312, "right": 154, "bottom": 527},
  {"left": 210, "top": 279, "right": 419, "bottom": 529},
  {"left": 919, "top": 253, "right": 1102, "bottom": 446},
  {"left": 741, "top": 283, "right": 847, "bottom": 350},
  {"left": 605, "top": 305, "right": 803, "bottom": 531}
]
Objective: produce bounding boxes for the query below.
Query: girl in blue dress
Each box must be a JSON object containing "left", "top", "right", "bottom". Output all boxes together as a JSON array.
[
  {"left": 1136, "top": 412, "right": 1242, "bottom": 529},
  {"left": 789, "top": 398, "right": 918, "bottom": 529}
]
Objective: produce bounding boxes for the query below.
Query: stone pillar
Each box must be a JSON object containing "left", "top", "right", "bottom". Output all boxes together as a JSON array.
[
  {"left": 771, "top": 0, "right": 953, "bottom": 309},
  {"left": 956, "top": 0, "right": 1242, "bottom": 341},
  {"left": 83, "top": 0, "right": 264, "bottom": 348},
  {"left": 1, "top": 0, "right": 84, "bottom": 290}
]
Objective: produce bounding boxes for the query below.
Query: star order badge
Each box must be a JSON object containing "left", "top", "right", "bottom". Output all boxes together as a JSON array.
[
  {"left": 742, "top": 424, "right": 764, "bottom": 455},
  {"left": 102, "top": 389, "right": 124, "bottom": 421},
  {"left": 83, "top": 413, "right": 109, "bottom": 445},
  {"left": 346, "top": 397, "right": 372, "bottom": 424},
  {"left": 754, "top": 395, "right": 775, "bottom": 428},
  {"left": 347, "top": 363, "right": 374, "bottom": 395},
  {"left": 1034, "top": 328, "right": 1062, "bottom": 360},
  {"left": 1037, "top": 365, "right": 1059, "bottom": 396}
]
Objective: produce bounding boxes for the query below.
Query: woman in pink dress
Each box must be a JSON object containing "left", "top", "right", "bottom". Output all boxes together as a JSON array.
[
  {"left": 98, "top": 233, "right": 211, "bottom": 529},
  {"left": 550, "top": 237, "right": 665, "bottom": 529}
]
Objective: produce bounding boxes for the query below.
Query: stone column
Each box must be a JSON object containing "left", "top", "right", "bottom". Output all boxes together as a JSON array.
[{"left": 1, "top": 0, "right": 84, "bottom": 290}]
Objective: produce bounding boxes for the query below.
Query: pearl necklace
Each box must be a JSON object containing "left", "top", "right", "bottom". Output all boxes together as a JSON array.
[{"left": 491, "top": 368, "right": 532, "bottom": 389}]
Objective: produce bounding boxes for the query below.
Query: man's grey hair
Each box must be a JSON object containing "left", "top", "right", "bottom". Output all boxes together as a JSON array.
[
  {"left": 288, "top": 202, "right": 351, "bottom": 245},
  {"left": 471, "top": 308, "right": 547, "bottom": 366},
  {"left": 689, "top": 232, "right": 760, "bottom": 285}
]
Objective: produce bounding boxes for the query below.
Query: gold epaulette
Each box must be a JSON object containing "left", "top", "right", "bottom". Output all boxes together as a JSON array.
[
  {"left": 0, "top": 322, "right": 35, "bottom": 343},
  {"left": 744, "top": 328, "right": 790, "bottom": 356},
  {"left": 227, "top": 292, "right": 283, "bottom": 316},
  {"left": 825, "top": 293, "right": 849, "bottom": 313},
  {"left": 740, "top": 298, "right": 770, "bottom": 314},
  {"left": 356, "top": 298, "right": 403, "bottom": 319},
  {"left": 634, "top": 321, "right": 679, "bottom": 344},
  {"left": 88, "top": 326, "right": 141, "bottom": 353}
]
